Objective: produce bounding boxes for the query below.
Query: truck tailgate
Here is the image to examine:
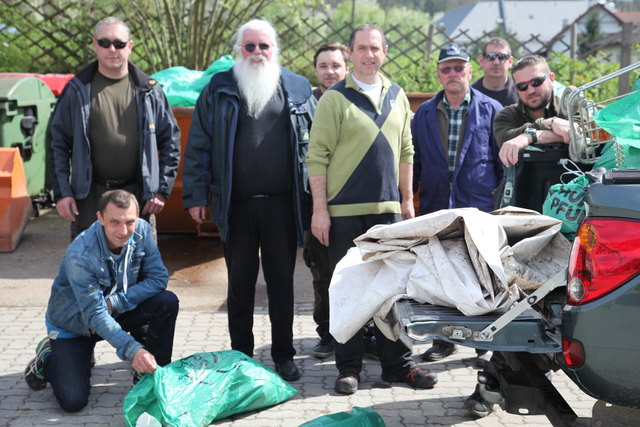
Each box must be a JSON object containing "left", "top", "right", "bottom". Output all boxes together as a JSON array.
[{"left": 394, "top": 299, "right": 562, "bottom": 353}]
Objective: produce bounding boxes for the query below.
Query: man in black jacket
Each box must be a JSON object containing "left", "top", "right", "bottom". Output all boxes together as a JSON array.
[{"left": 48, "top": 17, "right": 180, "bottom": 238}]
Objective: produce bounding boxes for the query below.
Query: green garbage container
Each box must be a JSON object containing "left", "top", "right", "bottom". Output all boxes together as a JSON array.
[{"left": 0, "top": 75, "right": 56, "bottom": 197}]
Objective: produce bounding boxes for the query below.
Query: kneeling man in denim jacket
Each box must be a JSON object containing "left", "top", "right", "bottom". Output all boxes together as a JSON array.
[{"left": 24, "top": 189, "right": 179, "bottom": 412}]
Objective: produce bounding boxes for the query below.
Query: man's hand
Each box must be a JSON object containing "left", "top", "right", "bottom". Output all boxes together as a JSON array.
[
  {"left": 499, "top": 134, "right": 530, "bottom": 166},
  {"left": 549, "top": 117, "right": 578, "bottom": 144},
  {"left": 132, "top": 348, "right": 158, "bottom": 374},
  {"left": 188, "top": 206, "right": 207, "bottom": 224},
  {"left": 401, "top": 198, "right": 415, "bottom": 220},
  {"left": 56, "top": 197, "right": 79, "bottom": 222},
  {"left": 311, "top": 209, "right": 331, "bottom": 246},
  {"left": 142, "top": 194, "right": 166, "bottom": 215}
]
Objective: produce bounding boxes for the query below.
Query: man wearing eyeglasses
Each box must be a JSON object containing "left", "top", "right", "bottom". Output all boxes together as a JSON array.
[
  {"left": 183, "top": 19, "right": 315, "bottom": 383},
  {"left": 472, "top": 37, "right": 518, "bottom": 107},
  {"left": 411, "top": 43, "right": 503, "bottom": 365},
  {"left": 48, "top": 17, "right": 180, "bottom": 239},
  {"left": 494, "top": 55, "right": 575, "bottom": 167}
]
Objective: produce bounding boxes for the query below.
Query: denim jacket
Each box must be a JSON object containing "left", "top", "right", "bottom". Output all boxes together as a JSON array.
[{"left": 45, "top": 219, "right": 169, "bottom": 361}]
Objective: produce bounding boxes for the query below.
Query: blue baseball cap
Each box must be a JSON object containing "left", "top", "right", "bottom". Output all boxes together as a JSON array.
[{"left": 438, "top": 43, "right": 470, "bottom": 63}]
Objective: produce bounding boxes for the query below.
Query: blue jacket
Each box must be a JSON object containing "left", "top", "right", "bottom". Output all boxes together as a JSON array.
[
  {"left": 412, "top": 88, "right": 503, "bottom": 215},
  {"left": 48, "top": 61, "right": 181, "bottom": 201},
  {"left": 45, "top": 219, "right": 169, "bottom": 361},
  {"left": 182, "top": 67, "right": 315, "bottom": 245}
]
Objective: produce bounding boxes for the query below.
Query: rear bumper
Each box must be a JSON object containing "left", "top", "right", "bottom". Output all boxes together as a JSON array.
[{"left": 394, "top": 299, "right": 562, "bottom": 353}]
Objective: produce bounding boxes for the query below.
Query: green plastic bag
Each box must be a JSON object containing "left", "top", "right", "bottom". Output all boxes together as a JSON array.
[
  {"left": 299, "top": 407, "right": 386, "bottom": 427},
  {"left": 593, "top": 138, "right": 640, "bottom": 170},
  {"left": 151, "top": 55, "right": 234, "bottom": 106},
  {"left": 592, "top": 90, "right": 640, "bottom": 170},
  {"left": 123, "top": 350, "right": 297, "bottom": 427},
  {"left": 542, "top": 174, "right": 592, "bottom": 240},
  {"left": 594, "top": 90, "right": 640, "bottom": 140}
]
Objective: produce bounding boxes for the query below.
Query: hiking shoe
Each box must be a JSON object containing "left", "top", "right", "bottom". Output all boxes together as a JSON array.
[
  {"left": 465, "top": 386, "right": 492, "bottom": 418},
  {"left": 312, "top": 335, "right": 334, "bottom": 359},
  {"left": 382, "top": 367, "right": 438, "bottom": 389},
  {"left": 335, "top": 372, "right": 360, "bottom": 394},
  {"left": 24, "top": 337, "right": 51, "bottom": 391},
  {"left": 420, "top": 341, "right": 457, "bottom": 362}
]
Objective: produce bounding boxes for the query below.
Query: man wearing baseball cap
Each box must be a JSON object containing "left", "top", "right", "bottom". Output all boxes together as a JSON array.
[{"left": 411, "top": 42, "right": 504, "bottom": 364}]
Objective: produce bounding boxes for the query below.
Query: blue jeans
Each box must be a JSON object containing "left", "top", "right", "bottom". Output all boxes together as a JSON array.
[{"left": 44, "top": 290, "right": 179, "bottom": 412}]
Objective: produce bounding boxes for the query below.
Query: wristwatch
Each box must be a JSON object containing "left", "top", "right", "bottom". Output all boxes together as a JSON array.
[{"left": 524, "top": 128, "right": 537, "bottom": 145}]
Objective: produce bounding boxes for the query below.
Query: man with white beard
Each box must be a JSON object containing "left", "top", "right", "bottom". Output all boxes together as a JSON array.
[{"left": 183, "top": 19, "right": 315, "bottom": 382}]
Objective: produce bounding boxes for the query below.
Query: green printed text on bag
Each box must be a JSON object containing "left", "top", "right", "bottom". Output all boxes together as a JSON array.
[
  {"left": 542, "top": 174, "right": 591, "bottom": 238},
  {"left": 123, "top": 350, "right": 297, "bottom": 427}
]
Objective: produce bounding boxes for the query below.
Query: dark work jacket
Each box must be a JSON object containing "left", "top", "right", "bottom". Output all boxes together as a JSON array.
[
  {"left": 48, "top": 61, "right": 181, "bottom": 201},
  {"left": 182, "top": 67, "right": 315, "bottom": 245},
  {"left": 412, "top": 88, "right": 503, "bottom": 215}
]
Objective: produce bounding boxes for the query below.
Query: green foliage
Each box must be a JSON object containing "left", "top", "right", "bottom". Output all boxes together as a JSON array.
[{"left": 548, "top": 52, "right": 623, "bottom": 102}]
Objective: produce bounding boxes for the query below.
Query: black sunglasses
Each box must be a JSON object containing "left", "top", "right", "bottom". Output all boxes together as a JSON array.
[
  {"left": 96, "top": 38, "right": 128, "bottom": 49},
  {"left": 438, "top": 65, "right": 466, "bottom": 74},
  {"left": 515, "top": 74, "right": 549, "bottom": 92},
  {"left": 483, "top": 52, "right": 510, "bottom": 62},
  {"left": 244, "top": 43, "right": 270, "bottom": 53}
]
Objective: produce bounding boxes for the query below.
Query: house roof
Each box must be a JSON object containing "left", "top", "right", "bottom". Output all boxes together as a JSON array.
[
  {"left": 615, "top": 11, "right": 640, "bottom": 25},
  {"left": 437, "top": 1, "right": 590, "bottom": 43},
  {"left": 546, "top": 3, "right": 640, "bottom": 52}
]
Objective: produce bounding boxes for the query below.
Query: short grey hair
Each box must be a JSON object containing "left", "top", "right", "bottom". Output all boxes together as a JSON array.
[
  {"left": 94, "top": 17, "right": 130, "bottom": 41},
  {"left": 233, "top": 19, "right": 279, "bottom": 56}
]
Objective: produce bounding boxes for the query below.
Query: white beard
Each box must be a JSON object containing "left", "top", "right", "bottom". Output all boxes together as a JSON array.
[{"left": 233, "top": 54, "right": 281, "bottom": 118}]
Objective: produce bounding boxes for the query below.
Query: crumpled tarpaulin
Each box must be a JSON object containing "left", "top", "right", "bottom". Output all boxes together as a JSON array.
[{"left": 329, "top": 207, "right": 571, "bottom": 343}]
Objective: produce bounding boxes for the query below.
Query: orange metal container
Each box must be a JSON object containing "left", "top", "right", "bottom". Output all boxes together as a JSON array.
[
  {"left": 155, "top": 107, "right": 218, "bottom": 236},
  {"left": 0, "top": 147, "right": 33, "bottom": 252}
]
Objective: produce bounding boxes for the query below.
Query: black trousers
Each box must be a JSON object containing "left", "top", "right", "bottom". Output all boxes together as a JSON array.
[
  {"left": 223, "top": 192, "right": 297, "bottom": 363},
  {"left": 328, "top": 213, "right": 414, "bottom": 375},
  {"left": 303, "top": 231, "right": 332, "bottom": 338},
  {"left": 44, "top": 290, "right": 179, "bottom": 412}
]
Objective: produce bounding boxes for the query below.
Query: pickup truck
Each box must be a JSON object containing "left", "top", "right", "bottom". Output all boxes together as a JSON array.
[{"left": 393, "top": 168, "right": 640, "bottom": 426}]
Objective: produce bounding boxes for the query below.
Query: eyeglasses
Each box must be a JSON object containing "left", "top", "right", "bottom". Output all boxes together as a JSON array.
[
  {"left": 96, "top": 38, "right": 129, "bottom": 49},
  {"left": 515, "top": 74, "right": 549, "bottom": 92},
  {"left": 483, "top": 52, "right": 510, "bottom": 62},
  {"left": 438, "top": 65, "right": 466, "bottom": 74},
  {"left": 244, "top": 43, "right": 270, "bottom": 53}
]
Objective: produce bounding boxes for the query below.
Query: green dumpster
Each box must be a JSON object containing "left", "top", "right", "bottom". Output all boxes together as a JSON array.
[{"left": 0, "top": 76, "right": 56, "bottom": 197}]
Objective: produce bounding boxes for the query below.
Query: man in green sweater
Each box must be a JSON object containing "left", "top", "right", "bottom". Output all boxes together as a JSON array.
[{"left": 306, "top": 23, "right": 437, "bottom": 395}]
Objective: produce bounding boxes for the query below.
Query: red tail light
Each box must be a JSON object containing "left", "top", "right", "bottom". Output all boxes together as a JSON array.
[
  {"left": 562, "top": 337, "right": 584, "bottom": 367},
  {"left": 567, "top": 218, "right": 640, "bottom": 305}
]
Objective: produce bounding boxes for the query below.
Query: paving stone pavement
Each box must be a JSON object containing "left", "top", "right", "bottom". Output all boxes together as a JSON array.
[{"left": 1, "top": 303, "right": 597, "bottom": 426}]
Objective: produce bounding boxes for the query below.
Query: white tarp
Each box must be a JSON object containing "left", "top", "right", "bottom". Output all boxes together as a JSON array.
[{"left": 329, "top": 207, "right": 571, "bottom": 343}]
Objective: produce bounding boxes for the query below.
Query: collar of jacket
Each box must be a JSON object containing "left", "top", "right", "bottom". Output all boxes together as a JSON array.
[
  {"left": 209, "top": 66, "right": 312, "bottom": 105},
  {"left": 74, "top": 60, "right": 156, "bottom": 92},
  {"left": 83, "top": 219, "right": 139, "bottom": 261}
]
